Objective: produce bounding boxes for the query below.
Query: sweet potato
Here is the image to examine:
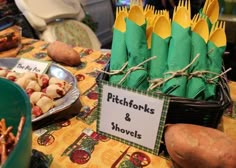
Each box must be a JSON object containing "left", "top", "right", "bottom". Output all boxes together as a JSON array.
[
  {"left": 47, "top": 41, "right": 81, "bottom": 66},
  {"left": 164, "top": 124, "right": 236, "bottom": 168}
]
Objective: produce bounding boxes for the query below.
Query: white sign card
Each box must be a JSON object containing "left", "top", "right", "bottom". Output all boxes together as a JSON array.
[
  {"left": 12, "top": 58, "right": 51, "bottom": 74},
  {"left": 97, "top": 82, "right": 169, "bottom": 155}
]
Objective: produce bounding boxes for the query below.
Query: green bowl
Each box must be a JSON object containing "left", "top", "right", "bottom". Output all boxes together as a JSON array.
[{"left": 0, "top": 78, "right": 32, "bottom": 168}]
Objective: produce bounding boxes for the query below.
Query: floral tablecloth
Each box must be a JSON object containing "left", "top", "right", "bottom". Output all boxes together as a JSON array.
[{"left": 7, "top": 38, "right": 236, "bottom": 168}]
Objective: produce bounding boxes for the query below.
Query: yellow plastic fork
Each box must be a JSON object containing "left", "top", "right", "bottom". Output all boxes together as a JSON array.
[
  {"left": 210, "top": 20, "right": 226, "bottom": 36},
  {"left": 146, "top": 14, "right": 156, "bottom": 28},
  {"left": 114, "top": 12, "right": 127, "bottom": 32},
  {"left": 202, "top": 0, "right": 212, "bottom": 14},
  {"left": 173, "top": 0, "right": 191, "bottom": 28},
  {"left": 191, "top": 13, "right": 207, "bottom": 27},
  {"left": 128, "top": 5, "right": 145, "bottom": 26},
  {"left": 154, "top": 10, "right": 169, "bottom": 27},
  {"left": 144, "top": 4, "right": 155, "bottom": 17},
  {"left": 153, "top": 14, "right": 171, "bottom": 39},
  {"left": 176, "top": 0, "right": 191, "bottom": 18},
  {"left": 130, "top": 0, "right": 143, "bottom": 9},
  {"left": 114, "top": 7, "right": 128, "bottom": 32},
  {"left": 116, "top": 6, "right": 128, "bottom": 19},
  {"left": 147, "top": 11, "right": 171, "bottom": 48},
  {"left": 156, "top": 10, "right": 168, "bottom": 17},
  {"left": 191, "top": 14, "right": 209, "bottom": 43},
  {"left": 191, "top": 13, "right": 198, "bottom": 27},
  {"left": 144, "top": 4, "right": 156, "bottom": 28},
  {"left": 209, "top": 21, "right": 226, "bottom": 47},
  {"left": 206, "top": 0, "right": 219, "bottom": 24}
]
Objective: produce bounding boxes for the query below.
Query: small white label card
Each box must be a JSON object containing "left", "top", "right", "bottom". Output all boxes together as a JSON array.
[
  {"left": 97, "top": 81, "right": 170, "bottom": 155},
  {"left": 12, "top": 58, "right": 51, "bottom": 74}
]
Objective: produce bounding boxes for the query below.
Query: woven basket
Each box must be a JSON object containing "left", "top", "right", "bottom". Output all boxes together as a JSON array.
[
  {"left": 96, "top": 62, "right": 231, "bottom": 156},
  {"left": 96, "top": 62, "right": 231, "bottom": 128}
]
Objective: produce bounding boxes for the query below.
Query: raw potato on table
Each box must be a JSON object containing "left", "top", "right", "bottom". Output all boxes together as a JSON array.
[
  {"left": 47, "top": 41, "right": 81, "bottom": 66},
  {"left": 164, "top": 124, "right": 236, "bottom": 168}
]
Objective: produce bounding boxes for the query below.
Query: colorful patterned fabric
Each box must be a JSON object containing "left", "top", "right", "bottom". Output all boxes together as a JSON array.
[{"left": 10, "top": 38, "right": 236, "bottom": 167}]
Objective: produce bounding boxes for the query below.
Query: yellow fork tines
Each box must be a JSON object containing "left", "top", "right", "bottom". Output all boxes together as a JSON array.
[
  {"left": 144, "top": 4, "right": 150, "bottom": 12},
  {"left": 144, "top": 4, "right": 155, "bottom": 14},
  {"left": 191, "top": 13, "right": 209, "bottom": 27},
  {"left": 114, "top": 10, "right": 127, "bottom": 32},
  {"left": 128, "top": 5, "right": 145, "bottom": 26},
  {"left": 116, "top": 7, "right": 121, "bottom": 18},
  {"left": 206, "top": 0, "right": 219, "bottom": 24},
  {"left": 144, "top": 5, "right": 155, "bottom": 20},
  {"left": 212, "top": 21, "right": 225, "bottom": 31},
  {"left": 191, "top": 14, "right": 199, "bottom": 28},
  {"left": 173, "top": 6, "right": 177, "bottom": 20},
  {"left": 146, "top": 15, "right": 156, "bottom": 28},
  {"left": 192, "top": 14, "right": 198, "bottom": 23},
  {"left": 203, "top": 0, "right": 212, "bottom": 14},
  {"left": 165, "top": 10, "right": 170, "bottom": 19},
  {"left": 159, "top": 9, "right": 169, "bottom": 20},
  {"left": 177, "top": 0, "right": 185, "bottom": 10},
  {"left": 177, "top": 0, "right": 191, "bottom": 16},
  {"left": 209, "top": 20, "right": 226, "bottom": 47},
  {"left": 154, "top": 10, "right": 170, "bottom": 25},
  {"left": 191, "top": 13, "right": 206, "bottom": 28},
  {"left": 187, "top": 0, "right": 191, "bottom": 18},
  {"left": 130, "top": 0, "right": 143, "bottom": 8},
  {"left": 210, "top": 21, "right": 225, "bottom": 36},
  {"left": 157, "top": 9, "right": 166, "bottom": 16},
  {"left": 154, "top": 10, "right": 162, "bottom": 24},
  {"left": 219, "top": 20, "right": 226, "bottom": 31},
  {"left": 173, "top": 0, "right": 191, "bottom": 27},
  {"left": 210, "top": 21, "right": 216, "bottom": 35},
  {"left": 153, "top": 14, "right": 171, "bottom": 39},
  {"left": 219, "top": 21, "right": 226, "bottom": 30},
  {"left": 176, "top": 0, "right": 181, "bottom": 11},
  {"left": 191, "top": 14, "right": 209, "bottom": 43},
  {"left": 116, "top": 6, "right": 128, "bottom": 19}
]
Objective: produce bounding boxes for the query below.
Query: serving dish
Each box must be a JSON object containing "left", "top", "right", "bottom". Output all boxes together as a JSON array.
[
  {"left": 0, "top": 78, "right": 32, "bottom": 168},
  {"left": 0, "top": 58, "right": 80, "bottom": 122}
]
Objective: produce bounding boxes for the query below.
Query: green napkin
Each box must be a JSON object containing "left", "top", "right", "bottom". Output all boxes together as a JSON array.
[
  {"left": 205, "top": 41, "right": 226, "bottom": 100},
  {"left": 162, "top": 21, "right": 191, "bottom": 97},
  {"left": 186, "top": 32, "right": 207, "bottom": 99},
  {"left": 149, "top": 33, "right": 170, "bottom": 90},
  {"left": 109, "top": 28, "right": 128, "bottom": 84},
  {"left": 125, "top": 18, "right": 150, "bottom": 90}
]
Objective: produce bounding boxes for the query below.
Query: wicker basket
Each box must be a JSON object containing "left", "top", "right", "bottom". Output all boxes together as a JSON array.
[
  {"left": 96, "top": 61, "right": 231, "bottom": 156},
  {"left": 96, "top": 62, "right": 231, "bottom": 129}
]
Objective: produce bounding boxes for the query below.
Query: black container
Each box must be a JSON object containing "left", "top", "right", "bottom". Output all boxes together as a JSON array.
[{"left": 96, "top": 62, "right": 231, "bottom": 129}]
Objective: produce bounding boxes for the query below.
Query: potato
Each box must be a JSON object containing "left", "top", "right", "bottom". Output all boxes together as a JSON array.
[
  {"left": 164, "top": 124, "right": 236, "bottom": 168},
  {"left": 47, "top": 41, "right": 81, "bottom": 66}
]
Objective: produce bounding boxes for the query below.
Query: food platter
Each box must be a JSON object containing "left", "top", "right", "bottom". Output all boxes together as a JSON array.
[{"left": 0, "top": 58, "right": 80, "bottom": 122}]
